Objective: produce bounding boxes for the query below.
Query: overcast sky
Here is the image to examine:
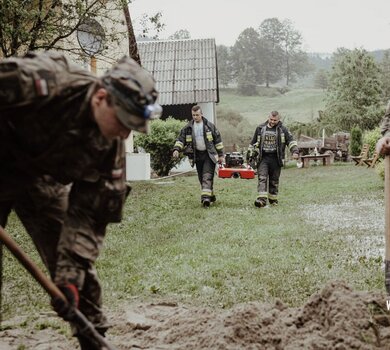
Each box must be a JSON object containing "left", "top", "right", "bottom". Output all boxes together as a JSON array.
[{"left": 130, "top": 0, "right": 390, "bottom": 53}]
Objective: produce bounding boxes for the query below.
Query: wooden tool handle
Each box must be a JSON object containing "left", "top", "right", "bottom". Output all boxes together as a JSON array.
[
  {"left": 0, "top": 225, "right": 65, "bottom": 301},
  {"left": 385, "top": 156, "right": 390, "bottom": 260}
]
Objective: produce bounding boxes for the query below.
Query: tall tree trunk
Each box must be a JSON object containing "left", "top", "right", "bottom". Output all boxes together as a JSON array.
[
  {"left": 123, "top": 4, "right": 141, "bottom": 65},
  {"left": 285, "top": 55, "right": 290, "bottom": 86}
]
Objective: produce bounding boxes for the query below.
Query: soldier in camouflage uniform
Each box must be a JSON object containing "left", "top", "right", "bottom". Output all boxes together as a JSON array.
[
  {"left": 0, "top": 51, "right": 161, "bottom": 349},
  {"left": 172, "top": 105, "right": 224, "bottom": 207},
  {"left": 377, "top": 102, "right": 390, "bottom": 155}
]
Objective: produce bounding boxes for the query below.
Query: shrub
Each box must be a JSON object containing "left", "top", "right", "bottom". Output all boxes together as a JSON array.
[
  {"left": 217, "top": 108, "right": 254, "bottom": 151},
  {"left": 134, "top": 117, "right": 186, "bottom": 177},
  {"left": 350, "top": 126, "right": 363, "bottom": 156},
  {"left": 363, "top": 127, "right": 381, "bottom": 155},
  {"left": 276, "top": 86, "right": 290, "bottom": 95}
]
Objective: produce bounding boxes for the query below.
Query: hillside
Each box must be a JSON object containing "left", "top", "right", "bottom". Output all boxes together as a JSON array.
[{"left": 217, "top": 88, "right": 326, "bottom": 126}]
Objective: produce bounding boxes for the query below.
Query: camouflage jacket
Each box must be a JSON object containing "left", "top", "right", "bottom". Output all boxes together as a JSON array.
[
  {"left": 0, "top": 52, "right": 128, "bottom": 223},
  {"left": 380, "top": 102, "right": 390, "bottom": 137}
]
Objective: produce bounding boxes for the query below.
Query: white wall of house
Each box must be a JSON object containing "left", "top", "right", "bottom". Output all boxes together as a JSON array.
[
  {"left": 125, "top": 133, "right": 152, "bottom": 181},
  {"left": 126, "top": 153, "right": 151, "bottom": 180},
  {"left": 198, "top": 102, "right": 215, "bottom": 124}
]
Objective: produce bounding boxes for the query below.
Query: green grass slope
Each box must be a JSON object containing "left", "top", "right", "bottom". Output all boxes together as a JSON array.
[
  {"left": 218, "top": 88, "right": 326, "bottom": 125},
  {"left": 2, "top": 164, "right": 385, "bottom": 319}
]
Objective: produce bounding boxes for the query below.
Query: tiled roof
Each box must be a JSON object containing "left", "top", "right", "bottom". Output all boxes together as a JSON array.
[{"left": 138, "top": 38, "right": 219, "bottom": 105}]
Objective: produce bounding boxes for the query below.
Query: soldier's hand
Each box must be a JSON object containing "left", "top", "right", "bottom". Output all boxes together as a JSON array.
[
  {"left": 172, "top": 150, "right": 179, "bottom": 159},
  {"left": 51, "top": 284, "right": 79, "bottom": 321},
  {"left": 218, "top": 156, "right": 224, "bottom": 164},
  {"left": 376, "top": 137, "right": 390, "bottom": 155},
  {"left": 292, "top": 153, "right": 299, "bottom": 160}
]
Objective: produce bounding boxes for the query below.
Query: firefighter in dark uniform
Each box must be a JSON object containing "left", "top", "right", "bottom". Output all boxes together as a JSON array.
[
  {"left": 0, "top": 51, "right": 161, "bottom": 349},
  {"left": 172, "top": 105, "right": 224, "bottom": 207},
  {"left": 248, "top": 111, "right": 299, "bottom": 208}
]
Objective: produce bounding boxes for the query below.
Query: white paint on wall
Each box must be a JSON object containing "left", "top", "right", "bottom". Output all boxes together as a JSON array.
[{"left": 126, "top": 153, "right": 151, "bottom": 180}]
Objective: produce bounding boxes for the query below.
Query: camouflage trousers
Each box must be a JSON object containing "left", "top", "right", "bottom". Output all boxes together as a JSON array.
[
  {"left": 0, "top": 176, "right": 109, "bottom": 334},
  {"left": 257, "top": 154, "right": 281, "bottom": 204},
  {"left": 195, "top": 150, "right": 216, "bottom": 200}
]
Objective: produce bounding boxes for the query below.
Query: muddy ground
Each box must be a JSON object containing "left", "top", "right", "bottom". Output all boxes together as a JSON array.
[{"left": 1, "top": 280, "right": 390, "bottom": 349}]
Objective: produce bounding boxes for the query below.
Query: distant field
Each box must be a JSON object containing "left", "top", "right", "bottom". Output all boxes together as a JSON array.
[{"left": 217, "top": 88, "right": 326, "bottom": 126}]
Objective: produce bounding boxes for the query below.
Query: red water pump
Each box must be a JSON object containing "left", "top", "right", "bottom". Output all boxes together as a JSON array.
[{"left": 218, "top": 152, "right": 255, "bottom": 179}]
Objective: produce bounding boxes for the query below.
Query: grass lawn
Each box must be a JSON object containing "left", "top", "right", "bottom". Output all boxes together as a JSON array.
[
  {"left": 1, "top": 163, "right": 386, "bottom": 319},
  {"left": 218, "top": 88, "right": 326, "bottom": 125}
]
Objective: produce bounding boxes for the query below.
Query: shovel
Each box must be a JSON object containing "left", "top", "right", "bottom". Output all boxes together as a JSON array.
[
  {"left": 385, "top": 156, "right": 390, "bottom": 294},
  {"left": 0, "top": 225, "right": 117, "bottom": 350}
]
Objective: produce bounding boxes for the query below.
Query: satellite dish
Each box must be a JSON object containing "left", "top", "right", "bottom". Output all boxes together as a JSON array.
[{"left": 77, "top": 18, "right": 105, "bottom": 56}]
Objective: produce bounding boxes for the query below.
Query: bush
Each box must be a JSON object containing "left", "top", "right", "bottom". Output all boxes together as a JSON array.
[
  {"left": 276, "top": 86, "right": 290, "bottom": 95},
  {"left": 217, "top": 108, "right": 254, "bottom": 151},
  {"left": 237, "top": 82, "right": 257, "bottom": 96},
  {"left": 363, "top": 127, "right": 381, "bottom": 155},
  {"left": 350, "top": 126, "right": 363, "bottom": 156},
  {"left": 134, "top": 117, "right": 186, "bottom": 177}
]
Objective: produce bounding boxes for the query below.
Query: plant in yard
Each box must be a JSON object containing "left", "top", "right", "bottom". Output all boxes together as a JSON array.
[
  {"left": 350, "top": 125, "right": 363, "bottom": 156},
  {"left": 363, "top": 127, "right": 381, "bottom": 154},
  {"left": 323, "top": 48, "right": 383, "bottom": 131},
  {"left": 134, "top": 117, "right": 186, "bottom": 177}
]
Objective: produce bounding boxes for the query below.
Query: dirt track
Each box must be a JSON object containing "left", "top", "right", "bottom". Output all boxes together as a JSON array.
[{"left": 1, "top": 280, "right": 390, "bottom": 349}]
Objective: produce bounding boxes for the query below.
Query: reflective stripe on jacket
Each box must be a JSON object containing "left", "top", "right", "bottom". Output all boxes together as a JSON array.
[{"left": 173, "top": 117, "right": 224, "bottom": 163}]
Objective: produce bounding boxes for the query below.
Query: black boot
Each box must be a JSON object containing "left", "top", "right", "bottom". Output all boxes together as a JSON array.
[
  {"left": 254, "top": 198, "right": 266, "bottom": 208},
  {"left": 77, "top": 334, "right": 102, "bottom": 350},
  {"left": 202, "top": 198, "right": 211, "bottom": 207},
  {"left": 77, "top": 328, "right": 106, "bottom": 350}
]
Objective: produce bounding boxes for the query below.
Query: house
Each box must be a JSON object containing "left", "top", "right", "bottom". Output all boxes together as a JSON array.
[{"left": 126, "top": 38, "right": 220, "bottom": 176}]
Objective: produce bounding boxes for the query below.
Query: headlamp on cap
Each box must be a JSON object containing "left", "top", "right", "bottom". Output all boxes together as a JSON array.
[{"left": 144, "top": 101, "right": 162, "bottom": 120}]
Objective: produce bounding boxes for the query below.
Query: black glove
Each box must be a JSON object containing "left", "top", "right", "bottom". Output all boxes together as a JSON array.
[{"left": 51, "top": 284, "right": 79, "bottom": 321}]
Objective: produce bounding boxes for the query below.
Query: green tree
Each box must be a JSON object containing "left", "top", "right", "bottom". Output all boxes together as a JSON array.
[
  {"left": 136, "top": 11, "right": 165, "bottom": 40},
  {"left": 288, "top": 120, "right": 323, "bottom": 139},
  {"left": 0, "top": 1, "right": 164, "bottom": 61},
  {"left": 134, "top": 117, "right": 186, "bottom": 177},
  {"left": 287, "top": 50, "right": 312, "bottom": 85},
  {"left": 350, "top": 125, "right": 363, "bottom": 156},
  {"left": 237, "top": 64, "right": 258, "bottom": 95},
  {"left": 168, "top": 29, "right": 190, "bottom": 40},
  {"left": 314, "top": 69, "right": 329, "bottom": 90},
  {"left": 258, "top": 18, "right": 284, "bottom": 87},
  {"left": 280, "top": 19, "right": 310, "bottom": 85},
  {"left": 231, "top": 28, "right": 263, "bottom": 93},
  {"left": 216, "top": 45, "right": 232, "bottom": 87},
  {"left": 323, "top": 48, "right": 384, "bottom": 131},
  {"left": 380, "top": 49, "right": 390, "bottom": 103},
  {"left": 217, "top": 109, "right": 254, "bottom": 150},
  {"left": 0, "top": 0, "right": 125, "bottom": 58}
]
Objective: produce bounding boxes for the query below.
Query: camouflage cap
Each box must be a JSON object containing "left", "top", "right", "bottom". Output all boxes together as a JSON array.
[{"left": 101, "top": 56, "right": 161, "bottom": 133}]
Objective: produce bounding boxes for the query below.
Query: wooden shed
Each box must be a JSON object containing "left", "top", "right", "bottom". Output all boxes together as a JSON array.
[{"left": 137, "top": 38, "right": 219, "bottom": 123}]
